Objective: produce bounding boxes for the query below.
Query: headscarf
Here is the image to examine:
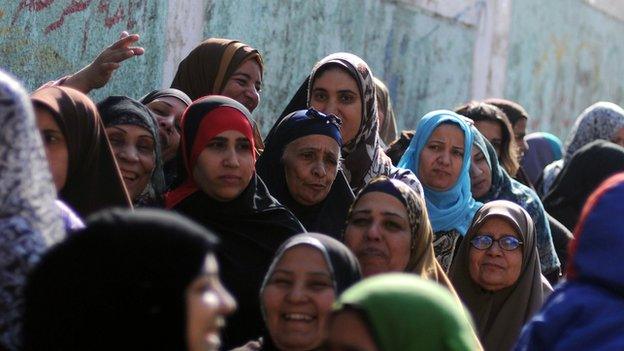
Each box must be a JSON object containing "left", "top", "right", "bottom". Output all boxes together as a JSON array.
[
  {"left": 166, "top": 96, "right": 304, "bottom": 348},
  {"left": 274, "top": 53, "right": 421, "bottom": 193},
  {"left": 22, "top": 208, "right": 218, "bottom": 351},
  {"left": 98, "top": 96, "right": 165, "bottom": 206},
  {"left": 139, "top": 88, "right": 192, "bottom": 107},
  {"left": 350, "top": 176, "right": 455, "bottom": 291},
  {"left": 449, "top": 200, "right": 551, "bottom": 351},
  {"left": 256, "top": 109, "right": 353, "bottom": 238},
  {"left": 521, "top": 132, "right": 563, "bottom": 185},
  {"left": 373, "top": 77, "right": 398, "bottom": 146},
  {"left": 170, "top": 38, "right": 263, "bottom": 101},
  {"left": 333, "top": 273, "right": 480, "bottom": 351},
  {"left": 30, "top": 86, "right": 131, "bottom": 217},
  {"left": 543, "top": 140, "right": 624, "bottom": 232},
  {"left": 0, "top": 71, "right": 64, "bottom": 351},
  {"left": 473, "top": 130, "right": 560, "bottom": 276},
  {"left": 539, "top": 102, "right": 624, "bottom": 195},
  {"left": 398, "top": 110, "right": 482, "bottom": 235}
]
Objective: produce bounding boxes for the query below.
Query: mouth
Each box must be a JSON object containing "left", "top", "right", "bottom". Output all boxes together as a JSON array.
[
  {"left": 281, "top": 313, "right": 315, "bottom": 323},
  {"left": 218, "top": 175, "right": 242, "bottom": 184},
  {"left": 432, "top": 168, "right": 451, "bottom": 177},
  {"left": 357, "top": 247, "right": 388, "bottom": 260},
  {"left": 204, "top": 318, "right": 226, "bottom": 348},
  {"left": 305, "top": 183, "right": 327, "bottom": 191},
  {"left": 482, "top": 262, "right": 506, "bottom": 270},
  {"left": 121, "top": 169, "right": 139, "bottom": 182}
]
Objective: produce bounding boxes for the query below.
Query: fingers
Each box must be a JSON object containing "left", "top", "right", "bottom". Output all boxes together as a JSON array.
[
  {"left": 119, "top": 30, "right": 129, "bottom": 39},
  {"left": 109, "top": 32, "right": 141, "bottom": 50},
  {"left": 103, "top": 49, "right": 140, "bottom": 64}
]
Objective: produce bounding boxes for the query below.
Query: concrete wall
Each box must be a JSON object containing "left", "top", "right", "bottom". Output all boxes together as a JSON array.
[{"left": 2, "top": 0, "right": 624, "bottom": 139}]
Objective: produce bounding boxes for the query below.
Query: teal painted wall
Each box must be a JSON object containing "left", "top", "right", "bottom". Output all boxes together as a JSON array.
[{"left": 505, "top": 0, "right": 624, "bottom": 139}]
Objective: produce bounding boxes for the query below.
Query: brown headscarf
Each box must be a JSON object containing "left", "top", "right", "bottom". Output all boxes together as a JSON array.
[
  {"left": 373, "top": 77, "right": 398, "bottom": 146},
  {"left": 170, "top": 38, "right": 264, "bottom": 150},
  {"left": 31, "top": 86, "right": 131, "bottom": 218},
  {"left": 449, "top": 200, "right": 551, "bottom": 351}
]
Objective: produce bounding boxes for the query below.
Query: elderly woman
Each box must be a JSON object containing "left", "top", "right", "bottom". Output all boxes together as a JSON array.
[
  {"left": 515, "top": 173, "right": 624, "bottom": 350},
  {"left": 326, "top": 274, "right": 481, "bottom": 351},
  {"left": 398, "top": 110, "right": 482, "bottom": 271},
  {"left": 255, "top": 233, "right": 361, "bottom": 350},
  {"left": 470, "top": 130, "right": 561, "bottom": 282},
  {"left": 98, "top": 96, "right": 165, "bottom": 207},
  {"left": 256, "top": 109, "right": 353, "bottom": 237},
  {"left": 449, "top": 200, "right": 551, "bottom": 351}
]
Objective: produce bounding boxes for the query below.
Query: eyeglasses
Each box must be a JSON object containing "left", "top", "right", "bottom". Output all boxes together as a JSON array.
[{"left": 470, "top": 235, "right": 523, "bottom": 251}]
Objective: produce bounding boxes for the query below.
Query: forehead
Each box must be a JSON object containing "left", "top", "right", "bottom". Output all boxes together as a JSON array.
[
  {"left": 477, "top": 216, "right": 519, "bottom": 237},
  {"left": 312, "top": 67, "right": 358, "bottom": 90},
  {"left": 148, "top": 96, "right": 188, "bottom": 110},
  {"left": 355, "top": 191, "right": 407, "bottom": 216},
  {"left": 274, "top": 245, "right": 330, "bottom": 273},
  {"left": 232, "top": 59, "right": 262, "bottom": 79},
  {"left": 429, "top": 123, "right": 465, "bottom": 143},
  {"left": 106, "top": 124, "right": 153, "bottom": 137},
  {"left": 474, "top": 120, "right": 502, "bottom": 139},
  {"left": 287, "top": 134, "right": 340, "bottom": 151}
]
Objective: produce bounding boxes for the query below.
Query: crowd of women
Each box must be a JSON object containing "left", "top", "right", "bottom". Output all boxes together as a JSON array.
[{"left": 1, "top": 31, "right": 624, "bottom": 351}]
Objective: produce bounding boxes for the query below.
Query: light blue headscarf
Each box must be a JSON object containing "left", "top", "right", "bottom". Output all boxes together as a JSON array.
[{"left": 398, "top": 110, "right": 481, "bottom": 235}]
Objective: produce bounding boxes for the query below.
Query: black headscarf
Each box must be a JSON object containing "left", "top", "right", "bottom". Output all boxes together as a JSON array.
[
  {"left": 139, "top": 88, "right": 193, "bottom": 107},
  {"left": 168, "top": 96, "right": 305, "bottom": 348},
  {"left": 256, "top": 109, "right": 354, "bottom": 238},
  {"left": 22, "top": 208, "right": 218, "bottom": 351},
  {"left": 543, "top": 140, "right": 624, "bottom": 231}
]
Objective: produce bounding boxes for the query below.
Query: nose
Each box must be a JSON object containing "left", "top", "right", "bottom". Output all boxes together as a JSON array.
[
  {"left": 218, "top": 285, "right": 237, "bottom": 316},
  {"left": 117, "top": 145, "right": 139, "bottom": 163},
  {"left": 364, "top": 221, "right": 383, "bottom": 242},
  {"left": 244, "top": 85, "right": 260, "bottom": 111},
  {"left": 486, "top": 241, "right": 503, "bottom": 256},
  {"left": 311, "top": 160, "right": 327, "bottom": 178},
  {"left": 285, "top": 282, "right": 308, "bottom": 303},
  {"left": 438, "top": 150, "right": 451, "bottom": 166},
  {"left": 223, "top": 146, "right": 240, "bottom": 168},
  {"left": 323, "top": 99, "right": 340, "bottom": 118}
]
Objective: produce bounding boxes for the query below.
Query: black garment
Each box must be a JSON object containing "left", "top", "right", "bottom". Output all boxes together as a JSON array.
[
  {"left": 172, "top": 175, "right": 305, "bottom": 349},
  {"left": 256, "top": 109, "right": 354, "bottom": 238},
  {"left": 386, "top": 130, "right": 415, "bottom": 166},
  {"left": 547, "top": 213, "right": 573, "bottom": 276},
  {"left": 543, "top": 140, "right": 624, "bottom": 231},
  {"left": 23, "top": 208, "right": 218, "bottom": 351}
]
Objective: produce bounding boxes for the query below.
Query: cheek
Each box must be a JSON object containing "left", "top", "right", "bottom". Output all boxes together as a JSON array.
[
  {"left": 468, "top": 249, "right": 482, "bottom": 279},
  {"left": 343, "top": 226, "right": 364, "bottom": 250},
  {"left": 508, "top": 252, "right": 523, "bottom": 282},
  {"left": 315, "top": 290, "right": 336, "bottom": 321},
  {"left": 140, "top": 154, "right": 156, "bottom": 174},
  {"left": 388, "top": 233, "right": 412, "bottom": 269},
  {"left": 261, "top": 288, "right": 283, "bottom": 324}
]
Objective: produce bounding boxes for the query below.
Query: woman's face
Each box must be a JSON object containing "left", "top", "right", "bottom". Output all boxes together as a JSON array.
[
  {"left": 146, "top": 96, "right": 187, "bottom": 162},
  {"left": 186, "top": 254, "right": 237, "bottom": 351},
  {"left": 193, "top": 130, "right": 254, "bottom": 202},
  {"left": 512, "top": 118, "right": 528, "bottom": 159},
  {"left": 474, "top": 120, "right": 503, "bottom": 155},
  {"left": 262, "top": 245, "right": 336, "bottom": 351},
  {"left": 282, "top": 134, "right": 340, "bottom": 206},
  {"left": 611, "top": 126, "right": 624, "bottom": 148},
  {"left": 310, "top": 68, "right": 362, "bottom": 145},
  {"left": 418, "top": 124, "right": 465, "bottom": 191},
  {"left": 221, "top": 59, "right": 262, "bottom": 113},
  {"left": 470, "top": 145, "right": 492, "bottom": 198},
  {"left": 325, "top": 310, "right": 378, "bottom": 351},
  {"left": 469, "top": 217, "right": 523, "bottom": 292},
  {"left": 106, "top": 124, "right": 156, "bottom": 201},
  {"left": 35, "top": 107, "right": 69, "bottom": 191},
  {"left": 344, "top": 192, "right": 411, "bottom": 277}
]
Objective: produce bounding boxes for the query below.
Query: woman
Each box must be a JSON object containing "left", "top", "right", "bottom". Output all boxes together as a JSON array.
[
  {"left": 538, "top": 101, "right": 624, "bottom": 196},
  {"left": 373, "top": 77, "right": 398, "bottom": 146},
  {"left": 256, "top": 108, "right": 353, "bottom": 237},
  {"left": 344, "top": 176, "right": 454, "bottom": 291},
  {"left": 258, "top": 233, "right": 361, "bottom": 350},
  {"left": 449, "top": 200, "right": 551, "bottom": 351},
  {"left": 398, "top": 110, "right": 482, "bottom": 271},
  {"left": 521, "top": 132, "right": 563, "bottom": 185},
  {"left": 22, "top": 208, "right": 235, "bottom": 351},
  {"left": 326, "top": 273, "right": 480, "bottom": 351},
  {"left": 277, "top": 53, "right": 421, "bottom": 193},
  {"left": 31, "top": 86, "right": 131, "bottom": 218},
  {"left": 0, "top": 71, "right": 65, "bottom": 351},
  {"left": 543, "top": 140, "right": 624, "bottom": 232},
  {"left": 171, "top": 38, "right": 265, "bottom": 150},
  {"left": 515, "top": 173, "right": 624, "bottom": 350},
  {"left": 166, "top": 95, "right": 304, "bottom": 349},
  {"left": 98, "top": 96, "right": 165, "bottom": 207},
  {"left": 456, "top": 101, "right": 519, "bottom": 178},
  {"left": 470, "top": 130, "right": 560, "bottom": 281}
]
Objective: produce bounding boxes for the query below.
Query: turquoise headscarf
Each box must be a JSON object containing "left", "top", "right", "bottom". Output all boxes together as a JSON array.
[{"left": 398, "top": 110, "right": 481, "bottom": 235}]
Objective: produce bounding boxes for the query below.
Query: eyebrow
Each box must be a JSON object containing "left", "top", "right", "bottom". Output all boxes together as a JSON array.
[
  {"left": 271, "top": 269, "right": 332, "bottom": 278},
  {"left": 352, "top": 209, "right": 406, "bottom": 219},
  {"left": 110, "top": 126, "right": 128, "bottom": 134}
]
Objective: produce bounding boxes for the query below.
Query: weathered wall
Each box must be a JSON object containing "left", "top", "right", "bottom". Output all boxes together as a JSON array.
[{"left": 505, "top": 0, "right": 624, "bottom": 139}]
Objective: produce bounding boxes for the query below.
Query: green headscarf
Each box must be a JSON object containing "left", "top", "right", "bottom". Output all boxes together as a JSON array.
[{"left": 333, "top": 273, "right": 480, "bottom": 351}]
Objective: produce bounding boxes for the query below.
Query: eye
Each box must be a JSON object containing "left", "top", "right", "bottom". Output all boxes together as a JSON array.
[
  {"left": 349, "top": 216, "right": 370, "bottom": 227},
  {"left": 312, "top": 91, "right": 328, "bottom": 102},
  {"left": 236, "top": 140, "right": 251, "bottom": 151},
  {"left": 235, "top": 78, "right": 248, "bottom": 87},
  {"left": 338, "top": 92, "right": 356, "bottom": 104},
  {"left": 308, "top": 280, "right": 332, "bottom": 291},
  {"left": 109, "top": 136, "right": 124, "bottom": 147},
  {"left": 300, "top": 151, "right": 315, "bottom": 160},
  {"left": 427, "top": 144, "right": 440, "bottom": 151},
  {"left": 452, "top": 149, "right": 464, "bottom": 157},
  {"left": 324, "top": 155, "right": 338, "bottom": 166},
  {"left": 207, "top": 140, "right": 227, "bottom": 150},
  {"left": 383, "top": 220, "right": 403, "bottom": 231},
  {"left": 270, "top": 277, "right": 292, "bottom": 287}
]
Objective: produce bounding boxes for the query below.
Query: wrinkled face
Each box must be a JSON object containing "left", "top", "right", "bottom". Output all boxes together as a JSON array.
[
  {"left": 310, "top": 68, "right": 362, "bottom": 145},
  {"left": 469, "top": 145, "right": 492, "bottom": 199},
  {"left": 220, "top": 59, "right": 262, "bottom": 113},
  {"left": 146, "top": 96, "right": 187, "bottom": 162},
  {"left": 186, "top": 254, "right": 237, "bottom": 351},
  {"left": 325, "top": 310, "right": 378, "bottom": 351},
  {"left": 106, "top": 124, "right": 156, "bottom": 201},
  {"left": 344, "top": 192, "right": 411, "bottom": 277},
  {"left": 193, "top": 130, "right": 254, "bottom": 202},
  {"left": 512, "top": 118, "right": 528, "bottom": 159},
  {"left": 469, "top": 217, "right": 523, "bottom": 292},
  {"left": 262, "top": 245, "right": 336, "bottom": 351},
  {"left": 474, "top": 120, "right": 503, "bottom": 155},
  {"left": 418, "top": 124, "right": 465, "bottom": 191},
  {"left": 611, "top": 126, "right": 624, "bottom": 147},
  {"left": 35, "top": 107, "right": 69, "bottom": 191},
  {"left": 282, "top": 135, "right": 340, "bottom": 206}
]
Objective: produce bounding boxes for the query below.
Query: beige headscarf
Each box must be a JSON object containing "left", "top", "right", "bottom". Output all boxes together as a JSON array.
[
  {"left": 449, "top": 200, "right": 552, "bottom": 351},
  {"left": 373, "top": 77, "right": 398, "bottom": 146}
]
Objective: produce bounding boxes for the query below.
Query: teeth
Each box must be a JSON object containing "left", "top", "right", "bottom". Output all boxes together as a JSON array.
[{"left": 284, "top": 313, "right": 313, "bottom": 321}]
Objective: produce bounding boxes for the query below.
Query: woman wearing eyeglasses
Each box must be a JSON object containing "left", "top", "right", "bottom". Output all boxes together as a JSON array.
[{"left": 449, "top": 200, "right": 552, "bottom": 351}]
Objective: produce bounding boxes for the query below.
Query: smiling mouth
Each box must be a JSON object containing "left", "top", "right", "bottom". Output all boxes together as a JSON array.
[
  {"left": 121, "top": 170, "right": 139, "bottom": 182},
  {"left": 282, "top": 313, "right": 315, "bottom": 322}
]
